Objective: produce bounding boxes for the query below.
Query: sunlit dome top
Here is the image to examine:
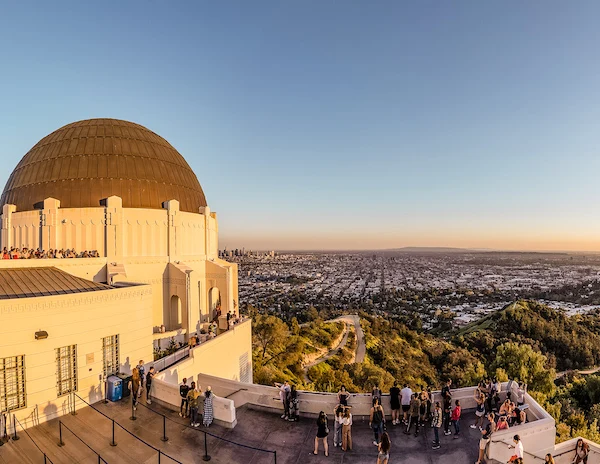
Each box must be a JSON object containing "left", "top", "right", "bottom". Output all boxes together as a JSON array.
[{"left": 0, "top": 118, "right": 207, "bottom": 213}]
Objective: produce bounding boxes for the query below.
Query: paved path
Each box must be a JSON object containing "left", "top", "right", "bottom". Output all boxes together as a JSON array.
[
  {"left": 302, "top": 315, "right": 366, "bottom": 382},
  {"left": 303, "top": 321, "right": 351, "bottom": 382},
  {"left": 556, "top": 366, "right": 600, "bottom": 379}
]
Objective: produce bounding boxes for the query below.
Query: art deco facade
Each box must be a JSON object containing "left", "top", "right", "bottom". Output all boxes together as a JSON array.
[{"left": 0, "top": 119, "right": 250, "bottom": 424}]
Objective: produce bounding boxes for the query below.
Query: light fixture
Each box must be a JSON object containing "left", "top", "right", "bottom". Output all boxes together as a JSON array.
[{"left": 35, "top": 331, "right": 48, "bottom": 340}]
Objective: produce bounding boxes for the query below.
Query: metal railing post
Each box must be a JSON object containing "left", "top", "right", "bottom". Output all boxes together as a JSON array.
[
  {"left": 70, "top": 392, "right": 77, "bottom": 416},
  {"left": 202, "top": 431, "right": 211, "bottom": 461},
  {"left": 58, "top": 421, "right": 64, "bottom": 447},
  {"left": 11, "top": 415, "right": 19, "bottom": 441},
  {"left": 160, "top": 415, "right": 168, "bottom": 442},
  {"left": 158, "top": 450, "right": 161, "bottom": 463},
  {"left": 110, "top": 419, "right": 117, "bottom": 446},
  {"left": 274, "top": 450, "right": 277, "bottom": 464},
  {"left": 44, "top": 454, "right": 47, "bottom": 463}
]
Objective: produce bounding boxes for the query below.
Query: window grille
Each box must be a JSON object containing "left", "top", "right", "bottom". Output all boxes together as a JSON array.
[
  {"left": 102, "top": 335, "right": 120, "bottom": 378},
  {"left": 56, "top": 345, "right": 77, "bottom": 396},
  {"left": 0, "top": 355, "right": 26, "bottom": 412}
]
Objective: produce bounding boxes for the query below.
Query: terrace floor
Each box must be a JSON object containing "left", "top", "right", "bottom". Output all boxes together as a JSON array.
[{"left": 0, "top": 397, "right": 482, "bottom": 464}]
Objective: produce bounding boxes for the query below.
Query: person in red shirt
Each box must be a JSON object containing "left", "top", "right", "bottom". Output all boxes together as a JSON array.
[{"left": 451, "top": 399, "right": 462, "bottom": 438}]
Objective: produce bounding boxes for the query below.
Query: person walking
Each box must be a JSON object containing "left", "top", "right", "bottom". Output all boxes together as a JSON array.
[
  {"left": 187, "top": 382, "right": 201, "bottom": 427},
  {"left": 376, "top": 432, "right": 391, "bottom": 464},
  {"left": 179, "top": 378, "right": 190, "bottom": 417},
  {"left": 130, "top": 367, "right": 140, "bottom": 409},
  {"left": 475, "top": 413, "right": 495, "bottom": 464},
  {"left": 370, "top": 397, "right": 386, "bottom": 445},
  {"left": 341, "top": 407, "right": 353, "bottom": 451},
  {"left": 313, "top": 411, "right": 329, "bottom": 456},
  {"left": 400, "top": 383, "right": 412, "bottom": 425},
  {"left": 431, "top": 401, "right": 443, "bottom": 450},
  {"left": 405, "top": 393, "right": 421, "bottom": 437},
  {"left": 451, "top": 399, "right": 462, "bottom": 438},
  {"left": 145, "top": 367, "right": 155, "bottom": 404},
  {"left": 333, "top": 405, "right": 344, "bottom": 448},
  {"left": 203, "top": 386, "right": 214, "bottom": 427}
]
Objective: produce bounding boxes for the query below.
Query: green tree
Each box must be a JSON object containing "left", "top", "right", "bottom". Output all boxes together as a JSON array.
[
  {"left": 253, "top": 315, "right": 288, "bottom": 361},
  {"left": 491, "top": 342, "right": 556, "bottom": 394}
]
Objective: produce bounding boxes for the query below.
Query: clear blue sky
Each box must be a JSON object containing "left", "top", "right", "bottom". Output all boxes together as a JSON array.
[{"left": 1, "top": 1, "right": 599, "bottom": 251}]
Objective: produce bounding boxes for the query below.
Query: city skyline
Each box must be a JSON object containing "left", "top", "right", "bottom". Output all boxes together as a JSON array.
[{"left": 2, "top": 2, "right": 600, "bottom": 252}]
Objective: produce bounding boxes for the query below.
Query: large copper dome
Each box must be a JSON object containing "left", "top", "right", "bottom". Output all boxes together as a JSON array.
[{"left": 0, "top": 118, "right": 207, "bottom": 213}]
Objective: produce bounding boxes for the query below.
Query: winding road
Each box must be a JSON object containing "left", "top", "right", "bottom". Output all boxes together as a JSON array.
[{"left": 303, "top": 314, "right": 366, "bottom": 382}]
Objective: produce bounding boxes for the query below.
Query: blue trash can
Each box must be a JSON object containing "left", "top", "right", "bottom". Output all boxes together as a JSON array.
[{"left": 107, "top": 376, "right": 123, "bottom": 402}]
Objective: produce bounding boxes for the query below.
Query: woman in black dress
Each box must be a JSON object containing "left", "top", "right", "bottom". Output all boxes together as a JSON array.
[{"left": 314, "top": 411, "right": 329, "bottom": 456}]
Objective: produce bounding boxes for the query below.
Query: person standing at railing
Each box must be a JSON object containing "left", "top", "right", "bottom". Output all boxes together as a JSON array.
[
  {"left": 507, "top": 434, "right": 524, "bottom": 464},
  {"left": 573, "top": 438, "right": 590, "bottom": 464},
  {"left": 179, "top": 378, "right": 190, "bottom": 418},
  {"left": 289, "top": 385, "right": 299, "bottom": 422},
  {"left": 187, "top": 382, "right": 201, "bottom": 427},
  {"left": 516, "top": 383, "right": 527, "bottom": 407},
  {"left": 203, "top": 386, "right": 214, "bottom": 427}
]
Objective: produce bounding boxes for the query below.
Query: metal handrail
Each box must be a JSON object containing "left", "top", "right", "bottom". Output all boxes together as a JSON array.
[
  {"left": 225, "top": 388, "right": 248, "bottom": 399},
  {"left": 13, "top": 416, "right": 56, "bottom": 464}
]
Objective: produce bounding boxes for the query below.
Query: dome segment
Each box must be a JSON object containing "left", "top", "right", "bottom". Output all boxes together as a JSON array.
[{"left": 0, "top": 118, "right": 207, "bottom": 213}]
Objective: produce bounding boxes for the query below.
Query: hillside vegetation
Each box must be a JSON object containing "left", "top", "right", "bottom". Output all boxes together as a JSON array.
[{"left": 247, "top": 300, "right": 600, "bottom": 443}]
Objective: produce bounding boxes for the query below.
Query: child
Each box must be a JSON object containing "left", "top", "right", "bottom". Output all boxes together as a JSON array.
[
  {"left": 451, "top": 399, "right": 461, "bottom": 438},
  {"left": 431, "top": 401, "right": 442, "bottom": 450}
]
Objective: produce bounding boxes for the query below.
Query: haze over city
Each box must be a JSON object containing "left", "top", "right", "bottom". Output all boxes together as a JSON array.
[{"left": 1, "top": 1, "right": 599, "bottom": 251}]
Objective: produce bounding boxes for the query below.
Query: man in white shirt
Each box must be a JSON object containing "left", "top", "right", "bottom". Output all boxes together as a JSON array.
[
  {"left": 508, "top": 434, "right": 524, "bottom": 463},
  {"left": 400, "top": 384, "right": 413, "bottom": 425}
]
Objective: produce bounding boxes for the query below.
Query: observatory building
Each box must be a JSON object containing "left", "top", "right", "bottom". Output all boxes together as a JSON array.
[{"left": 0, "top": 119, "right": 251, "bottom": 423}]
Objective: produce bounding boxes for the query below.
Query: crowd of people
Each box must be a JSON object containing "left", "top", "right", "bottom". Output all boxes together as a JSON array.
[
  {"left": 178, "top": 378, "right": 215, "bottom": 428},
  {"left": 1, "top": 246, "right": 100, "bottom": 259},
  {"left": 270, "top": 377, "right": 592, "bottom": 463}
]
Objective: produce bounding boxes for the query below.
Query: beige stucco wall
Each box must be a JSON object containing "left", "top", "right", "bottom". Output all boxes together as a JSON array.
[
  {"left": 0, "top": 197, "right": 239, "bottom": 334},
  {"left": 0, "top": 285, "right": 154, "bottom": 428}
]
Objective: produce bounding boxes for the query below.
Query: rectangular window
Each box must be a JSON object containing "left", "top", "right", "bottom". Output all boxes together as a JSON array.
[
  {"left": 0, "top": 355, "right": 26, "bottom": 412},
  {"left": 56, "top": 345, "right": 77, "bottom": 396},
  {"left": 102, "top": 335, "right": 119, "bottom": 378}
]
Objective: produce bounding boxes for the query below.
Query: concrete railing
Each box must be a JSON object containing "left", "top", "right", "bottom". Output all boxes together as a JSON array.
[
  {"left": 552, "top": 438, "right": 600, "bottom": 464},
  {"left": 151, "top": 376, "right": 237, "bottom": 428}
]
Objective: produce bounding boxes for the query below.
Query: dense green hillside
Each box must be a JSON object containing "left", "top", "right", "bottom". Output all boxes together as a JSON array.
[{"left": 454, "top": 300, "right": 600, "bottom": 371}]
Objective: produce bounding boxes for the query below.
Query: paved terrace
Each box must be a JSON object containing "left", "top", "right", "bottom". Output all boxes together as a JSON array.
[{"left": 0, "top": 399, "right": 482, "bottom": 464}]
